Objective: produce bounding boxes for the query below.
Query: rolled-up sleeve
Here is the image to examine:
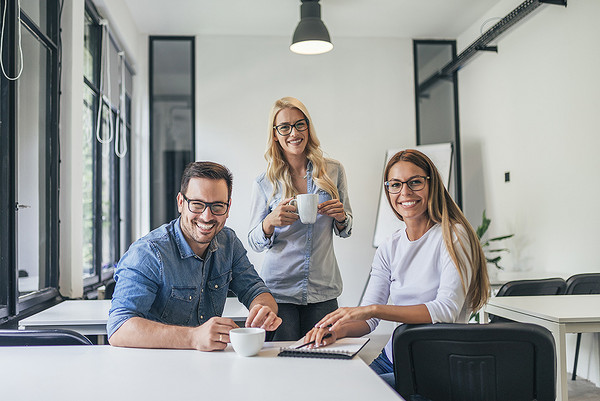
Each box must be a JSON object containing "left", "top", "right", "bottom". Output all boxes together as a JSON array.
[
  {"left": 248, "top": 179, "right": 274, "bottom": 252},
  {"left": 107, "top": 241, "right": 162, "bottom": 338},
  {"left": 332, "top": 162, "right": 353, "bottom": 238},
  {"left": 229, "top": 234, "right": 271, "bottom": 308}
]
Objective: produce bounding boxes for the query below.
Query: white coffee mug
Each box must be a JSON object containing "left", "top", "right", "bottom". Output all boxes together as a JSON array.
[
  {"left": 290, "top": 193, "right": 318, "bottom": 224},
  {"left": 229, "top": 328, "right": 265, "bottom": 357}
]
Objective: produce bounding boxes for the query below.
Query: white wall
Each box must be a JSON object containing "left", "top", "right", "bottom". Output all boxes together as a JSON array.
[
  {"left": 195, "top": 35, "right": 415, "bottom": 306},
  {"left": 457, "top": 0, "right": 600, "bottom": 384}
]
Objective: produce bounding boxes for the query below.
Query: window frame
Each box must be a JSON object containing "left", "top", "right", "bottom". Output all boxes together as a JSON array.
[
  {"left": 0, "top": 0, "right": 61, "bottom": 324},
  {"left": 82, "top": 1, "right": 133, "bottom": 294}
]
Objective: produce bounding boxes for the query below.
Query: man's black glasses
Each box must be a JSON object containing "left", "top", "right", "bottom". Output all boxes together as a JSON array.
[{"left": 182, "top": 193, "right": 229, "bottom": 216}]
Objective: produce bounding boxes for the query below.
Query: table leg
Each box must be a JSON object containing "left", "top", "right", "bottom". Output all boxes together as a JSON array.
[{"left": 556, "top": 324, "right": 568, "bottom": 401}]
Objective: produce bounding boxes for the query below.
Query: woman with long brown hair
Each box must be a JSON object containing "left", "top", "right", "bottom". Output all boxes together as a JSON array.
[{"left": 304, "top": 149, "right": 489, "bottom": 385}]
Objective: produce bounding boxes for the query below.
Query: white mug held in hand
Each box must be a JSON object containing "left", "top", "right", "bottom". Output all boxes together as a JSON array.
[
  {"left": 290, "top": 194, "right": 318, "bottom": 224},
  {"left": 229, "top": 328, "right": 265, "bottom": 357}
]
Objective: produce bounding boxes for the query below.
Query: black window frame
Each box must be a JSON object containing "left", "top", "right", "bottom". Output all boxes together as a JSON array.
[
  {"left": 0, "top": 0, "right": 61, "bottom": 324},
  {"left": 149, "top": 35, "right": 196, "bottom": 230},
  {"left": 413, "top": 39, "right": 463, "bottom": 208},
  {"left": 82, "top": 1, "right": 133, "bottom": 294}
]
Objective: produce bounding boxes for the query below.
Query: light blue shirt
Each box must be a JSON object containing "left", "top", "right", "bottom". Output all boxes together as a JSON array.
[
  {"left": 248, "top": 159, "right": 352, "bottom": 304},
  {"left": 107, "top": 218, "right": 270, "bottom": 338}
]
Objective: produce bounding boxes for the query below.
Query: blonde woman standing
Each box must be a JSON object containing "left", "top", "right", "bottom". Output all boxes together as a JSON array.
[{"left": 248, "top": 97, "right": 353, "bottom": 341}]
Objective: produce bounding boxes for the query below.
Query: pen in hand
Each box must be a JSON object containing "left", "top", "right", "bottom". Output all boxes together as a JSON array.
[{"left": 297, "top": 332, "right": 333, "bottom": 349}]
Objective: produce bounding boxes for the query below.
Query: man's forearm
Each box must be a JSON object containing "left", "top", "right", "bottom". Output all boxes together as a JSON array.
[
  {"left": 249, "top": 292, "right": 278, "bottom": 314},
  {"left": 109, "top": 317, "right": 194, "bottom": 349}
]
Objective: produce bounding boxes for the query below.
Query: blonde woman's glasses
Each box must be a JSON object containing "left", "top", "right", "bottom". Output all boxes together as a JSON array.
[{"left": 273, "top": 118, "right": 309, "bottom": 136}]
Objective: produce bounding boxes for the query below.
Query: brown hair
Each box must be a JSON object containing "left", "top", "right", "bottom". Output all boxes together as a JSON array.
[
  {"left": 384, "top": 149, "right": 490, "bottom": 312},
  {"left": 180, "top": 161, "right": 233, "bottom": 199}
]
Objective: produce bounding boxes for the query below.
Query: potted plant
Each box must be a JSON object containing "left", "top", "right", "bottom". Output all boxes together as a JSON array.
[{"left": 476, "top": 210, "right": 514, "bottom": 271}]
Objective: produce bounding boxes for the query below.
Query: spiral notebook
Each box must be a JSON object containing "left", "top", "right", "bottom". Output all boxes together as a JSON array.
[{"left": 278, "top": 337, "right": 370, "bottom": 359}]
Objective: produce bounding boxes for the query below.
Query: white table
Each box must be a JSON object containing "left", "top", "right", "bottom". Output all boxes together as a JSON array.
[
  {"left": 483, "top": 294, "right": 600, "bottom": 401},
  {"left": 0, "top": 342, "right": 403, "bottom": 401},
  {"left": 18, "top": 298, "right": 250, "bottom": 335}
]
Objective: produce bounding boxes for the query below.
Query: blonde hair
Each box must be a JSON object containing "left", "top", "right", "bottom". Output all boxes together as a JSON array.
[
  {"left": 384, "top": 149, "right": 490, "bottom": 312},
  {"left": 264, "top": 97, "right": 339, "bottom": 200}
]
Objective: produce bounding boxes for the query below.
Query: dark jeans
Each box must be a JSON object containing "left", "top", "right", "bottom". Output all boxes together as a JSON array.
[{"left": 268, "top": 298, "right": 338, "bottom": 341}]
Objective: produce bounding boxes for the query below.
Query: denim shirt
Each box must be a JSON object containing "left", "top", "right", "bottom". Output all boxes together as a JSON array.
[
  {"left": 107, "top": 218, "right": 270, "bottom": 338},
  {"left": 247, "top": 159, "right": 352, "bottom": 305}
]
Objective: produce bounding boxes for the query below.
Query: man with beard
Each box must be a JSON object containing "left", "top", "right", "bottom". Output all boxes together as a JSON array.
[{"left": 108, "top": 161, "right": 281, "bottom": 350}]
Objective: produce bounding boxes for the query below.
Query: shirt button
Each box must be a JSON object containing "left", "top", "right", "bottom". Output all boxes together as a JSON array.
[
  {"left": 215, "top": 284, "right": 219, "bottom": 289},
  {"left": 200, "top": 315, "right": 204, "bottom": 319},
  {"left": 189, "top": 296, "right": 192, "bottom": 300},
  {"left": 201, "top": 289, "right": 204, "bottom": 293}
]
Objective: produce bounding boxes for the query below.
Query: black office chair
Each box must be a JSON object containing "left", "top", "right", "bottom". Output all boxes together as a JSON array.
[
  {"left": 490, "top": 277, "right": 567, "bottom": 322},
  {"left": 0, "top": 329, "right": 93, "bottom": 346},
  {"left": 393, "top": 323, "right": 556, "bottom": 401},
  {"left": 565, "top": 273, "right": 600, "bottom": 380}
]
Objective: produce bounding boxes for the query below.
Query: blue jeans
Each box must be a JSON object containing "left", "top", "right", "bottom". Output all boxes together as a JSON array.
[
  {"left": 370, "top": 350, "right": 395, "bottom": 387},
  {"left": 269, "top": 299, "right": 338, "bottom": 341},
  {"left": 370, "top": 350, "right": 431, "bottom": 401}
]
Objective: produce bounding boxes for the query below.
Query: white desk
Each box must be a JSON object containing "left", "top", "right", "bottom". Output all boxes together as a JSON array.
[
  {"left": 18, "top": 298, "right": 250, "bottom": 336},
  {"left": 484, "top": 294, "right": 600, "bottom": 401},
  {"left": 0, "top": 342, "right": 403, "bottom": 401}
]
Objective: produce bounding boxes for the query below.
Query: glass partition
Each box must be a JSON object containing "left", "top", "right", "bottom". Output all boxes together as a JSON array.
[{"left": 149, "top": 37, "right": 195, "bottom": 229}]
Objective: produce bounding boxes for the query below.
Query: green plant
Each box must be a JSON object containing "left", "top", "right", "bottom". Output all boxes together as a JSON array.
[{"left": 476, "top": 210, "right": 514, "bottom": 270}]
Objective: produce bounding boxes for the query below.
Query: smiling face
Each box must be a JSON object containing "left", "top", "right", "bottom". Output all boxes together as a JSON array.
[
  {"left": 386, "top": 161, "right": 430, "bottom": 227},
  {"left": 273, "top": 107, "right": 309, "bottom": 157},
  {"left": 177, "top": 177, "right": 229, "bottom": 257}
]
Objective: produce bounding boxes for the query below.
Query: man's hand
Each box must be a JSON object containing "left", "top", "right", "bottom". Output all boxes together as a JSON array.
[
  {"left": 191, "top": 317, "right": 239, "bottom": 351},
  {"left": 245, "top": 304, "right": 282, "bottom": 331}
]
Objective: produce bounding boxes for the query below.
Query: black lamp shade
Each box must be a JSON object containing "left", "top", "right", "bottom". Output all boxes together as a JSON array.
[{"left": 290, "top": 0, "right": 333, "bottom": 55}]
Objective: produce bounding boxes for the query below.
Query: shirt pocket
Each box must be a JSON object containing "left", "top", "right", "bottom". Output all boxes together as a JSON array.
[
  {"left": 208, "top": 270, "right": 232, "bottom": 316},
  {"left": 268, "top": 195, "right": 282, "bottom": 211},
  {"left": 160, "top": 286, "right": 197, "bottom": 326},
  {"left": 317, "top": 189, "right": 332, "bottom": 204}
]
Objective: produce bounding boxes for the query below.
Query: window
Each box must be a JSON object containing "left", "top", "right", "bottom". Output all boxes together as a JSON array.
[
  {"left": 0, "top": 0, "right": 60, "bottom": 321},
  {"left": 82, "top": 3, "right": 133, "bottom": 292},
  {"left": 413, "top": 40, "right": 462, "bottom": 206},
  {"left": 149, "top": 37, "right": 195, "bottom": 229}
]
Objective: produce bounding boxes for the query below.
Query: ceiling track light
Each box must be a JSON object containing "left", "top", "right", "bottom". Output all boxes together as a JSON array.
[{"left": 290, "top": 0, "right": 333, "bottom": 55}]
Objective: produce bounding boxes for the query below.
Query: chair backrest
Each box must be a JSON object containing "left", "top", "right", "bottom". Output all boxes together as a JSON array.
[
  {"left": 393, "top": 323, "right": 556, "bottom": 401},
  {"left": 496, "top": 277, "right": 567, "bottom": 297},
  {"left": 565, "top": 273, "right": 600, "bottom": 295},
  {"left": 0, "top": 329, "right": 93, "bottom": 346}
]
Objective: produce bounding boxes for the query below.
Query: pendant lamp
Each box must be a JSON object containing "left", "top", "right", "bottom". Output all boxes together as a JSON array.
[{"left": 290, "top": 0, "right": 333, "bottom": 55}]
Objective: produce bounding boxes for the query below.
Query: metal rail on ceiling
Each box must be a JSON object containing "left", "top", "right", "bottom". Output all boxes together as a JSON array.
[{"left": 417, "top": 0, "right": 567, "bottom": 95}]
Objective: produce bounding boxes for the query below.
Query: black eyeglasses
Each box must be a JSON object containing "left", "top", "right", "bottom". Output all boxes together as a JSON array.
[
  {"left": 384, "top": 176, "right": 430, "bottom": 194},
  {"left": 181, "top": 193, "right": 229, "bottom": 216},
  {"left": 273, "top": 118, "right": 309, "bottom": 136}
]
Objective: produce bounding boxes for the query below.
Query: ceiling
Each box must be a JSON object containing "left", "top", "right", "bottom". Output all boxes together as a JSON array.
[{"left": 121, "top": 0, "right": 502, "bottom": 39}]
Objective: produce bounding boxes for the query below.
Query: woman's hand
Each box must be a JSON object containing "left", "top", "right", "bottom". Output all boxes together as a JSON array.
[
  {"left": 302, "top": 326, "right": 338, "bottom": 348},
  {"left": 318, "top": 199, "right": 346, "bottom": 223},
  {"left": 315, "top": 306, "right": 375, "bottom": 333},
  {"left": 262, "top": 197, "right": 299, "bottom": 236}
]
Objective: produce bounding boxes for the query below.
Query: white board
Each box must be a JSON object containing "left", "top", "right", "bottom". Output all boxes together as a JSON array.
[{"left": 372, "top": 143, "right": 453, "bottom": 248}]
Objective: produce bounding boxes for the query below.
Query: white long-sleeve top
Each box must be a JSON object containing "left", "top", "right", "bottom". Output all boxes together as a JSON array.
[{"left": 361, "top": 223, "right": 472, "bottom": 361}]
